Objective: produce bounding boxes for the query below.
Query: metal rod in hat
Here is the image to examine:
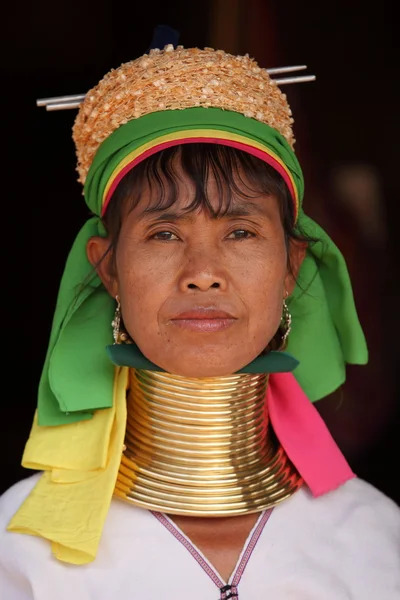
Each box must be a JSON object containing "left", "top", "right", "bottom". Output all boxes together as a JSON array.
[
  {"left": 36, "top": 65, "right": 313, "bottom": 108},
  {"left": 38, "top": 72, "right": 316, "bottom": 111}
]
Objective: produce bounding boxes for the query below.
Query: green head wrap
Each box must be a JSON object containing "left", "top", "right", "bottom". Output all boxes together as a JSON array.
[{"left": 38, "top": 108, "right": 367, "bottom": 426}]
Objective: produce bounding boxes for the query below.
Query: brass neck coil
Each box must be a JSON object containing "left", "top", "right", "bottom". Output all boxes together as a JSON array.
[{"left": 114, "top": 369, "right": 302, "bottom": 515}]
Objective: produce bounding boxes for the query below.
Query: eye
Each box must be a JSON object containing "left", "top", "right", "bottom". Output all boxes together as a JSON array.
[
  {"left": 226, "top": 229, "right": 255, "bottom": 240},
  {"left": 151, "top": 230, "right": 180, "bottom": 241}
]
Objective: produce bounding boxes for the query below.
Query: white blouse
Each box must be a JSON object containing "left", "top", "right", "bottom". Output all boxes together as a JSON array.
[{"left": 0, "top": 473, "right": 399, "bottom": 599}]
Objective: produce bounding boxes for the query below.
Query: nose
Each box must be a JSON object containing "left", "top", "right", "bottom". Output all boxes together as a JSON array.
[{"left": 178, "top": 254, "right": 228, "bottom": 292}]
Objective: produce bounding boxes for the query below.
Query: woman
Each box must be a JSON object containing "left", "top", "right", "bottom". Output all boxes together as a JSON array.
[{"left": 0, "top": 45, "right": 399, "bottom": 599}]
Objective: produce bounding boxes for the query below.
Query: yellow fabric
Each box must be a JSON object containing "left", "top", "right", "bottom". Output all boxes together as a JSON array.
[{"left": 7, "top": 367, "right": 128, "bottom": 564}]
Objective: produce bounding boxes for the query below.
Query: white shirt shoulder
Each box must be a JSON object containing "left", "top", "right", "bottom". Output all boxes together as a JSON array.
[
  {"left": 1, "top": 474, "right": 399, "bottom": 600},
  {"left": 260, "top": 477, "right": 400, "bottom": 598},
  {"left": 0, "top": 474, "right": 43, "bottom": 600}
]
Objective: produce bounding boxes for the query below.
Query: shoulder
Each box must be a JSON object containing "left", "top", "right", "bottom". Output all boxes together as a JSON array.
[
  {"left": 320, "top": 476, "right": 400, "bottom": 525},
  {"left": 275, "top": 476, "right": 400, "bottom": 556},
  {"left": 284, "top": 478, "right": 399, "bottom": 583},
  {"left": 0, "top": 474, "right": 43, "bottom": 598},
  {"left": 336, "top": 475, "right": 398, "bottom": 508},
  {"left": 324, "top": 477, "right": 400, "bottom": 548},
  {"left": 0, "top": 473, "right": 41, "bottom": 526},
  {"left": 0, "top": 473, "right": 42, "bottom": 555},
  {"left": 289, "top": 476, "right": 400, "bottom": 532},
  {"left": 269, "top": 478, "right": 400, "bottom": 595}
]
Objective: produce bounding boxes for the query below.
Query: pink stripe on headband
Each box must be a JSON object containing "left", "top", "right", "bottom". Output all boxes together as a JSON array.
[{"left": 102, "top": 137, "right": 298, "bottom": 218}]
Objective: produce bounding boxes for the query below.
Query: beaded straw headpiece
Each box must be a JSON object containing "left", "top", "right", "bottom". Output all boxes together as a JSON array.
[
  {"left": 6, "top": 43, "right": 367, "bottom": 566},
  {"left": 72, "top": 46, "right": 296, "bottom": 185}
]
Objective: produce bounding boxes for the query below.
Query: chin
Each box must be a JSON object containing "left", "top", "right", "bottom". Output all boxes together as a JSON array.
[{"left": 153, "top": 348, "right": 258, "bottom": 379}]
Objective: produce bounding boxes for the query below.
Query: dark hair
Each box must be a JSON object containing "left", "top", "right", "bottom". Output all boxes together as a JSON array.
[{"left": 102, "top": 143, "right": 313, "bottom": 276}]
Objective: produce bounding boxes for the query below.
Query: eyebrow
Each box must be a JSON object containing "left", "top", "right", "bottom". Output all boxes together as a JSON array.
[{"left": 139, "top": 200, "right": 268, "bottom": 222}]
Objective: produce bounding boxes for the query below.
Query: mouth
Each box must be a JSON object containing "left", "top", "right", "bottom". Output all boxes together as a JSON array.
[{"left": 170, "top": 308, "right": 237, "bottom": 333}]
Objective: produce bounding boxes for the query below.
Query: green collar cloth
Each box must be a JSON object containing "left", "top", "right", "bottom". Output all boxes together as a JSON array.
[{"left": 38, "top": 108, "right": 367, "bottom": 426}]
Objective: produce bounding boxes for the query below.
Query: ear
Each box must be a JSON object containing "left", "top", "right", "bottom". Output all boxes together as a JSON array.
[
  {"left": 284, "top": 239, "right": 307, "bottom": 296},
  {"left": 86, "top": 236, "right": 118, "bottom": 298}
]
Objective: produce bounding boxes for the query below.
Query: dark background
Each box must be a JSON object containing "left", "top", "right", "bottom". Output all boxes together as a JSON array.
[{"left": 3, "top": 0, "right": 399, "bottom": 502}]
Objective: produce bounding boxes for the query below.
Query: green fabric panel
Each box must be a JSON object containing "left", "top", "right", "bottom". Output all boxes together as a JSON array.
[
  {"left": 37, "top": 219, "right": 114, "bottom": 426},
  {"left": 288, "top": 214, "right": 368, "bottom": 401}
]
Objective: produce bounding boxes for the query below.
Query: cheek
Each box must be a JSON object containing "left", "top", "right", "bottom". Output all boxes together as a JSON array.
[
  {"left": 243, "top": 247, "right": 287, "bottom": 336},
  {"left": 114, "top": 242, "right": 172, "bottom": 338}
]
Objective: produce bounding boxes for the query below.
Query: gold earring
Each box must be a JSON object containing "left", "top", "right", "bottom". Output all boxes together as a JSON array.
[
  {"left": 265, "top": 294, "right": 292, "bottom": 353},
  {"left": 279, "top": 295, "right": 292, "bottom": 350},
  {"left": 111, "top": 295, "right": 131, "bottom": 344}
]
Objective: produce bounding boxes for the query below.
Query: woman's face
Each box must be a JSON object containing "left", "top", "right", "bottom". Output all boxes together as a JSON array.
[{"left": 88, "top": 167, "right": 304, "bottom": 377}]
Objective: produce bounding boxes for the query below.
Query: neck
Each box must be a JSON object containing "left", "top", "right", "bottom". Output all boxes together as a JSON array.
[{"left": 114, "top": 369, "right": 302, "bottom": 515}]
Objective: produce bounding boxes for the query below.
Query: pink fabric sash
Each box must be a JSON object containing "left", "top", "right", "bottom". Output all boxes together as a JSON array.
[{"left": 268, "top": 372, "right": 355, "bottom": 496}]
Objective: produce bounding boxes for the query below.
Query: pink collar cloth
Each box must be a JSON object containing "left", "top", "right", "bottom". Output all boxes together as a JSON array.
[{"left": 268, "top": 372, "right": 354, "bottom": 496}]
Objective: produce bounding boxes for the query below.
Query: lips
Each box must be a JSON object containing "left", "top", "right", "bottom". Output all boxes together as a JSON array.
[
  {"left": 170, "top": 307, "right": 237, "bottom": 333},
  {"left": 174, "top": 308, "right": 235, "bottom": 320}
]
